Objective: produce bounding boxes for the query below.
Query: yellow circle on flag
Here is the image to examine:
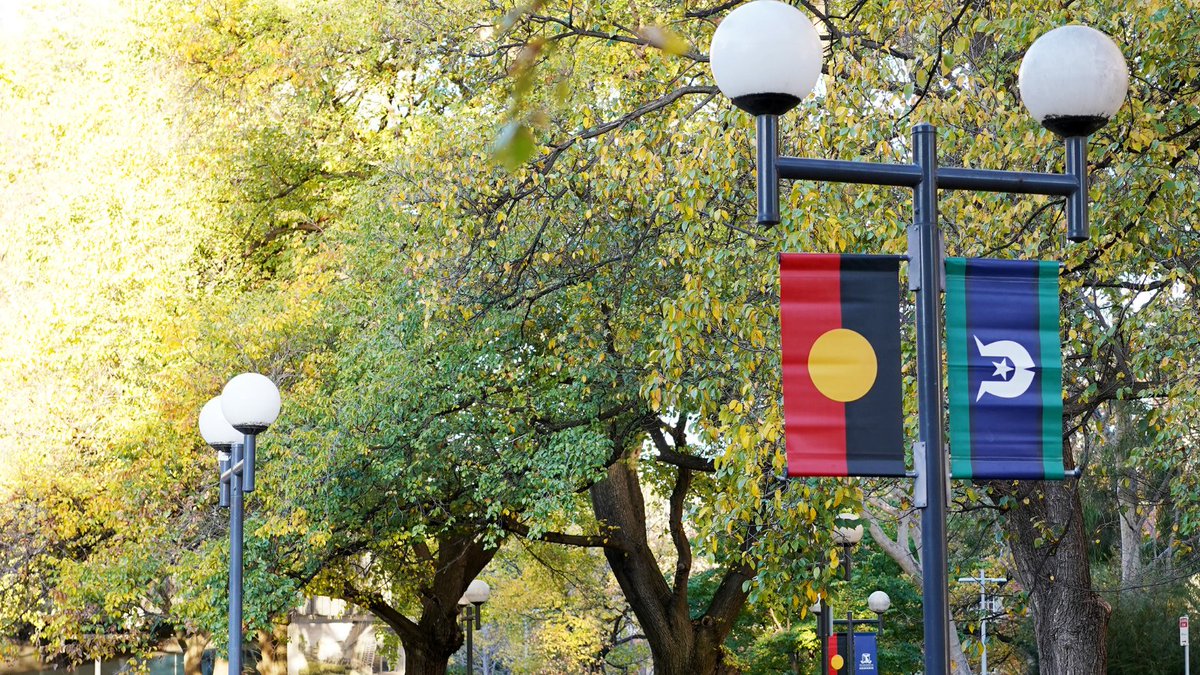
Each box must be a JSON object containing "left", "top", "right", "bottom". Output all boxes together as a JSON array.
[
  {"left": 831, "top": 654, "right": 845, "bottom": 670},
  {"left": 808, "top": 328, "right": 877, "bottom": 402}
]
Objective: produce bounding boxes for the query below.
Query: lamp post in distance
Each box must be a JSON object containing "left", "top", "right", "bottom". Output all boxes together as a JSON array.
[
  {"left": 957, "top": 571, "right": 1008, "bottom": 675},
  {"left": 197, "top": 373, "right": 282, "bottom": 675},
  {"left": 459, "top": 579, "right": 490, "bottom": 674},
  {"left": 832, "top": 514, "right": 862, "bottom": 673},
  {"left": 709, "top": 3, "right": 1127, "bottom": 672},
  {"left": 868, "top": 590, "right": 892, "bottom": 630},
  {"left": 811, "top": 513, "right": 889, "bottom": 674}
]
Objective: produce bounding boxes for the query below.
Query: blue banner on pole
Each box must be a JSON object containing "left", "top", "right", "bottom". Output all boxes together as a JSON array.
[
  {"left": 945, "top": 258, "right": 1065, "bottom": 480},
  {"left": 854, "top": 632, "right": 878, "bottom": 674}
]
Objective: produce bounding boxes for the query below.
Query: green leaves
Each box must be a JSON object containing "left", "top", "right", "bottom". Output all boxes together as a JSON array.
[{"left": 492, "top": 122, "right": 537, "bottom": 170}]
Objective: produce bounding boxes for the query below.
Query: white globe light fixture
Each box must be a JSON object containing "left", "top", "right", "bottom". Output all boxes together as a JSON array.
[
  {"left": 832, "top": 513, "right": 864, "bottom": 546},
  {"left": 462, "top": 579, "right": 491, "bottom": 605},
  {"left": 1019, "top": 24, "right": 1129, "bottom": 137},
  {"left": 709, "top": 0, "right": 823, "bottom": 115},
  {"left": 199, "top": 397, "right": 242, "bottom": 449},
  {"left": 868, "top": 590, "right": 892, "bottom": 614},
  {"left": 221, "top": 372, "right": 282, "bottom": 434}
]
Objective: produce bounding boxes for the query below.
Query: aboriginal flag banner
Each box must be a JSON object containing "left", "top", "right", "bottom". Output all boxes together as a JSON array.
[
  {"left": 779, "top": 254, "right": 905, "bottom": 477},
  {"left": 946, "top": 258, "right": 1065, "bottom": 480}
]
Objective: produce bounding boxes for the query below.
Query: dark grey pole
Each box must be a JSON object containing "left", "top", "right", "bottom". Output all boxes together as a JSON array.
[
  {"left": 912, "top": 123, "right": 950, "bottom": 674},
  {"left": 228, "top": 442, "right": 244, "bottom": 675},
  {"left": 846, "top": 609, "right": 855, "bottom": 675},
  {"left": 844, "top": 545, "right": 854, "bottom": 674},
  {"left": 756, "top": 115, "right": 780, "bottom": 225},
  {"left": 818, "top": 598, "right": 829, "bottom": 675},
  {"left": 465, "top": 605, "right": 475, "bottom": 674},
  {"left": 242, "top": 433, "right": 256, "bottom": 493},
  {"left": 1065, "top": 136, "right": 1089, "bottom": 242},
  {"left": 218, "top": 451, "right": 231, "bottom": 508}
]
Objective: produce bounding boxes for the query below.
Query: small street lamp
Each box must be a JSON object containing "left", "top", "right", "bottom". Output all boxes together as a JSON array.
[
  {"left": 811, "top": 514, "right": 889, "bottom": 674},
  {"left": 459, "top": 579, "right": 490, "bottom": 674},
  {"left": 813, "top": 588, "right": 891, "bottom": 674},
  {"left": 832, "top": 514, "right": 863, "bottom": 673},
  {"left": 198, "top": 373, "right": 282, "bottom": 675},
  {"left": 710, "top": 3, "right": 1127, "bottom": 672},
  {"left": 833, "top": 513, "right": 864, "bottom": 581},
  {"left": 868, "top": 590, "right": 892, "bottom": 631}
]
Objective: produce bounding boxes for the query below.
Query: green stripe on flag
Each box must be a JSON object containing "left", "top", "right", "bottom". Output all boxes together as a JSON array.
[
  {"left": 945, "top": 258, "right": 973, "bottom": 479},
  {"left": 1038, "top": 262, "right": 1065, "bottom": 480}
]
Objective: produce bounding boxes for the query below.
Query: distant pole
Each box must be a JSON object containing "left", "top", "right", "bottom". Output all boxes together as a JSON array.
[
  {"left": 458, "top": 581, "right": 490, "bottom": 675},
  {"left": 817, "top": 598, "right": 830, "bottom": 675},
  {"left": 957, "top": 570, "right": 1006, "bottom": 674},
  {"left": 1182, "top": 615, "right": 1190, "bottom": 675},
  {"left": 228, "top": 441, "right": 245, "bottom": 675},
  {"left": 981, "top": 601, "right": 988, "bottom": 675},
  {"left": 465, "top": 604, "right": 474, "bottom": 675}
]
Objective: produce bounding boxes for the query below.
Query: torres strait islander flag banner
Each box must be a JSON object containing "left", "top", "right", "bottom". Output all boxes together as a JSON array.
[
  {"left": 779, "top": 254, "right": 905, "bottom": 477},
  {"left": 946, "top": 258, "right": 1066, "bottom": 480}
]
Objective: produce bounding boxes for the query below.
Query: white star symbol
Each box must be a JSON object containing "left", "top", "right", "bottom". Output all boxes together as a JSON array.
[{"left": 992, "top": 358, "right": 1013, "bottom": 380}]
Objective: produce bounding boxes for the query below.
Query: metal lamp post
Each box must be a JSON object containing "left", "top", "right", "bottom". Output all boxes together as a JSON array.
[
  {"left": 811, "top": 600, "right": 829, "bottom": 674},
  {"left": 709, "top": 3, "right": 1128, "bottom": 673},
  {"left": 459, "top": 579, "right": 490, "bottom": 674},
  {"left": 816, "top": 526, "right": 892, "bottom": 672},
  {"left": 198, "top": 373, "right": 282, "bottom": 675},
  {"left": 833, "top": 514, "right": 863, "bottom": 673}
]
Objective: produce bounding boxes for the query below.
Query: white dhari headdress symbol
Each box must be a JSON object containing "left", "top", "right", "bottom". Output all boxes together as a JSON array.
[{"left": 974, "top": 336, "right": 1035, "bottom": 401}]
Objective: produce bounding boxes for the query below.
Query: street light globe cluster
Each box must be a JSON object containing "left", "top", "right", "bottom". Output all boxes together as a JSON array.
[
  {"left": 708, "top": 1, "right": 1128, "bottom": 135},
  {"left": 706, "top": 4, "right": 1129, "bottom": 672},
  {"left": 195, "top": 372, "right": 281, "bottom": 675}
]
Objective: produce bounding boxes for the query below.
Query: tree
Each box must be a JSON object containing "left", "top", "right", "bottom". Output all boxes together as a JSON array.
[{"left": 8, "top": 1, "right": 1200, "bottom": 674}]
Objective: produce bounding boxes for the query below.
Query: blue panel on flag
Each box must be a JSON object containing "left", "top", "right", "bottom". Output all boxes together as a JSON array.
[
  {"left": 946, "top": 258, "right": 1065, "bottom": 480},
  {"left": 854, "top": 632, "right": 877, "bottom": 674},
  {"left": 968, "top": 261, "right": 1041, "bottom": 475}
]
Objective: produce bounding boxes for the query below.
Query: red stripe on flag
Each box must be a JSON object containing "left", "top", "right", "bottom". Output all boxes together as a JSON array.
[{"left": 780, "top": 254, "right": 847, "bottom": 476}]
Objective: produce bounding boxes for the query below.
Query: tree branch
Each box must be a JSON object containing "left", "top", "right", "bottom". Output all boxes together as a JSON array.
[{"left": 669, "top": 466, "right": 694, "bottom": 608}]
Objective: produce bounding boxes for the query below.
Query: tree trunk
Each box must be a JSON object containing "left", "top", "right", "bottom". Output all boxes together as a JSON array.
[
  {"left": 396, "top": 645, "right": 449, "bottom": 675},
  {"left": 590, "top": 457, "right": 746, "bottom": 675},
  {"left": 1112, "top": 401, "right": 1147, "bottom": 588},
  {"left": 255, "top": 623, "right": 288, "bottom": 675},
  {"left": 176, "top": 632, "right": 209, "bottom": 675},
  {"left": 361, "top": 531, "right": 497, "bottom": 675},
  {"left": 1001, "top": 480, "right": 1110, "bottom": 674},
  {"left": 1118, "top": 500, "right": 1145, "bottom": 587}
]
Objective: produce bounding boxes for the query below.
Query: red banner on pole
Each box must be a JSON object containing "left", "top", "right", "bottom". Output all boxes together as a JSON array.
[{"left": 780, "top": 254, "right": 905, "bottom": 477}]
